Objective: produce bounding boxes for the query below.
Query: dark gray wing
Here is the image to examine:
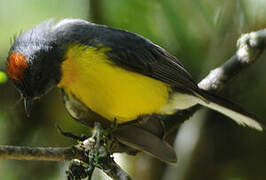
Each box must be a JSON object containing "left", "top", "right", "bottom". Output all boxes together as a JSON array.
[
  {"left": 114, "top": 124, "right": 177, "bottom": 163},
  {"left": 103, "top": 30, "right": 200, "bottom": 93},
  {"left": 53, "top": 20, "right": 200, "bottom": 94}
]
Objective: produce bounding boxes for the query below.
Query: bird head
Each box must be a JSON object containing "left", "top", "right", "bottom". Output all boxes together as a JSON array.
[{"left": 6, "top": 20, "right": 62, "bottom": 115}]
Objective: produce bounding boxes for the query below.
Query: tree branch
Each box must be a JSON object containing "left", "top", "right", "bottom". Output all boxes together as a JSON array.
[
  {"left": 199, "top": 29, "right": 265, "bottom": 91},
  {"left": 1, "top": 29, "right": 266, "bottom": 179},
  {"left": 0, "top": 146, "right": 78, "bottom": 161}
]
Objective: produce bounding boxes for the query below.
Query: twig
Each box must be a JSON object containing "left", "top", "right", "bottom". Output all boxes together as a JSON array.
[
  {"left": 198, "top": 29, "right": 265, "bottom": 91},
  {"left": 0, "top": 146, "right": 80, "bottom": 161},
  {"left": 0, "top": 123, "right": 132, "bottom": 180},
  {"left": 66, "top": 159, "right": 95, "bottom": 180},
  {"left": 73, "top": 122, "right": 132, "bottom": 180}
]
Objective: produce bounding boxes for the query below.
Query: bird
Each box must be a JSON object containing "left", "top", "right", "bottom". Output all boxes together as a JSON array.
[{"left": 6, "top": 19, "right": 264, "bottom": 163}]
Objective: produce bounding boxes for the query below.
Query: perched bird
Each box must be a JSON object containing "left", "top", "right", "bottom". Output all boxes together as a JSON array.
[{"left": 6, "top": 19, "right": 263, "bottom": 163}]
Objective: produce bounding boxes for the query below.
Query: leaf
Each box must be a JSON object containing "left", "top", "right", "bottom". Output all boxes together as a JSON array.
[{"left": 0, "top": 71, "right": 8, "bottom": 84}]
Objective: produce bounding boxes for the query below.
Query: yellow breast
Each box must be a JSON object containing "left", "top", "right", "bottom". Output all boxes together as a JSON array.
[{"left": 58, "top": 44, "right": 171, "bottom": 124}]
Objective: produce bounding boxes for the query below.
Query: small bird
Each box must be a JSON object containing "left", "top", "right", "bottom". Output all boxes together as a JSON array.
[{"left": 6, "top": 19, "right": 263, "bottom": 163}]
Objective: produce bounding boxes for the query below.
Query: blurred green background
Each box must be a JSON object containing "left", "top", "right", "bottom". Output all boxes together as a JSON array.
[{"left": 0, "top": 0, "right": 266, "bottom": 179}]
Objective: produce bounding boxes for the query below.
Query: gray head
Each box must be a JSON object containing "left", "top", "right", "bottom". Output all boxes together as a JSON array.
[{"left": 6, "top": 20, "right": 62, "bottom": 113}]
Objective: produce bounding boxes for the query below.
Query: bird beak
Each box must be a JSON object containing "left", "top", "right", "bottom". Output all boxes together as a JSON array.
[{"left": 24, "top": 98, "right": 33, "bottom": 117}]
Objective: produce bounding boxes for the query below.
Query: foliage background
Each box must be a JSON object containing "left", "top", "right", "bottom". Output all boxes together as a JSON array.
[{"left": 0, "top": 0, "right": 266, "bottom": 179}]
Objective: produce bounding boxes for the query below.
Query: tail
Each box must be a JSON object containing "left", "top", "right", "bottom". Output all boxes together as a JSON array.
[{"left": 196, "top": 90, "right": 264, "bottom": 131}]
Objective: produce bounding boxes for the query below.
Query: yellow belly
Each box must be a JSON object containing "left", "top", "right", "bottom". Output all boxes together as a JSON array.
[{"left": 58, "top": 44, "right": 171, "bottom": 123}]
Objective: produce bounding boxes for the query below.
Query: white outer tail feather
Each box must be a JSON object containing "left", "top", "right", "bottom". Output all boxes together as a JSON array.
[
  {"left": 161, "top": 92, "right": 263, "bottom": 131},
  {"left": 196, "top": 98, "right": 263, "bottom": 131}
]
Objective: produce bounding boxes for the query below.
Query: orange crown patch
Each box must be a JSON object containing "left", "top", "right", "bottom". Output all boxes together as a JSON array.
[{"left": 6, "top": 52, "right": 28, "bottom": 81}]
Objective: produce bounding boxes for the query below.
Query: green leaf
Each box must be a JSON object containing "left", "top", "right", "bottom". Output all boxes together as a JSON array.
[{"left": 0, "top": 71, "right": 8, "bottom": 84}]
